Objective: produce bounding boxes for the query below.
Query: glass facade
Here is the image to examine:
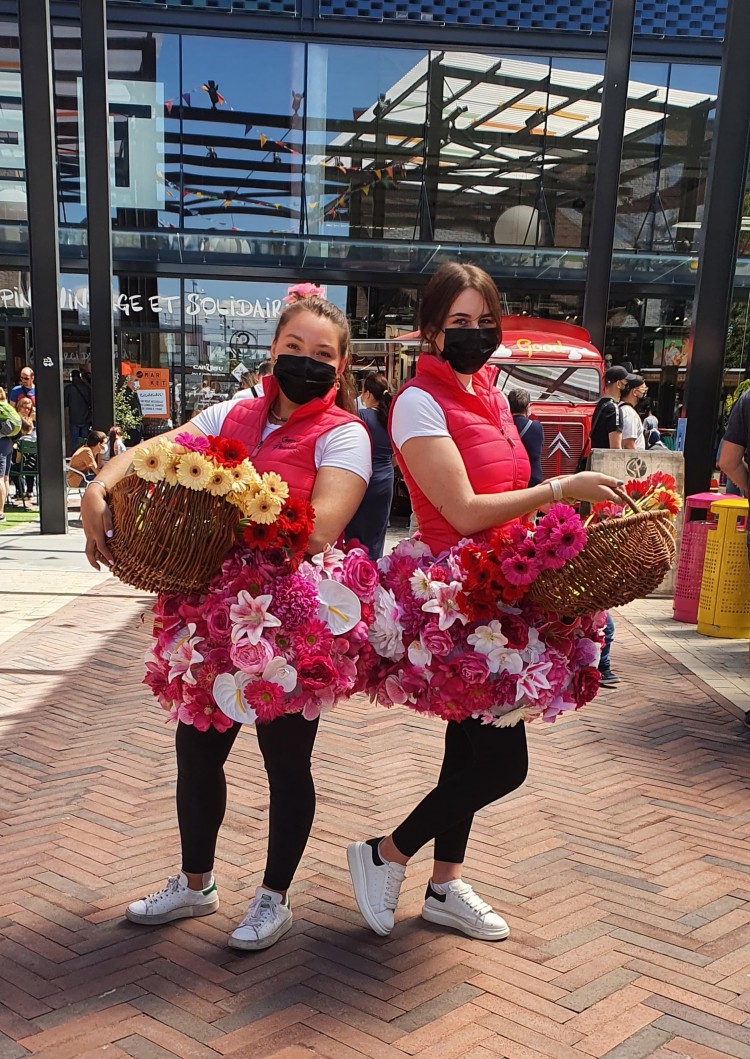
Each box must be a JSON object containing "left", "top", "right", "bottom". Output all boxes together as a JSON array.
[{"left": 2, "top": 6, "right": 748, "bottom": 437}]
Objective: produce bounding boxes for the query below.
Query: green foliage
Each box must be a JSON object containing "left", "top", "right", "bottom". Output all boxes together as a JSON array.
[{"left": 114, "top": 374, "right": 142, "bottom": 441}]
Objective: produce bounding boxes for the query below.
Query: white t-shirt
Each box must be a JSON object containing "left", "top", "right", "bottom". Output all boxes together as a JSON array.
[
  {"left": 390, "top": 383, "right": 510, "bottom": 451},
  {"left": 192, "top": 393, "right": 372, "bottom": 483},
  {"left": 620, "top": 403, "right": 645, "bottom": 450}
]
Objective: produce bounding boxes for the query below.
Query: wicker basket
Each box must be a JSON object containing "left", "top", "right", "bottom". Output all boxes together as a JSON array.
[
  {"left": 109, "top": 474, "right": 240, "bottom": 595},
  {"left": 528, "top": 490, "right": 676, "bottom": 617}
]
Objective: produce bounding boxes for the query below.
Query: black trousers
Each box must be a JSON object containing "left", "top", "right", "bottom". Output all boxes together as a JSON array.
[
  {"left": 175, "top": 713, "right": 319, "bottom": 892},
  {"left": 392, "top": 717, "right": 528, "bottom": 863}
]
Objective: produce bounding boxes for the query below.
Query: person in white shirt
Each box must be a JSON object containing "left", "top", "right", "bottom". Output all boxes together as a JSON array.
[
  {"left": 620, "top": 374, "right": 648, "bottom": 450},
  {"left": 81, "top": 296, "right": 371, "bottom": 953}
]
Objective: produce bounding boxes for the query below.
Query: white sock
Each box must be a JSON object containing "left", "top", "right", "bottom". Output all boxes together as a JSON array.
[
  {"left": 201, "top": 872, "right": 214, "bottom": 889},
  {"left": 430, "top": 879, "right": 457, "bottom": 894}
]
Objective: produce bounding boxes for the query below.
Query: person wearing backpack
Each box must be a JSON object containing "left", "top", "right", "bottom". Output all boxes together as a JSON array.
[
  {"left": 0, "top": 386, "right": 22, "bottom": 519},
  {"left": 508, "top": 387, "right": 544, "bottom": 486},
  {"left": 64, "top": 369, "right": 92, "bottom": 454}
]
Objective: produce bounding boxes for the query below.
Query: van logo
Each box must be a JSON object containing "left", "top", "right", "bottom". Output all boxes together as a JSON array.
[{"left": 548, "top": 432, "right": 571, "bottom": 459}]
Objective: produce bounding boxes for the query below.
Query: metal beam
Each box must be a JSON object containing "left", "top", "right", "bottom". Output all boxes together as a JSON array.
[
  {"left": 81, "top": 0, "right": 115, "bottom": 432},
  {"left": 582, "top": 0, "right": 636, "bottom": 353},
  {"left": 19, "top": 0, "right": 67, "bottom": 534},
  {"left": 683, "top": 0, "right": 750, "bottom": 496}
]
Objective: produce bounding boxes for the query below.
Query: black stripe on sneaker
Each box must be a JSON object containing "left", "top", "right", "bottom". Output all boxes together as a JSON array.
[
  {"left": 366, "top": 837, "right": 385, "bottom": 866},
  {"left": 426, "top": 883, "right": 446, "bottom": 903}
]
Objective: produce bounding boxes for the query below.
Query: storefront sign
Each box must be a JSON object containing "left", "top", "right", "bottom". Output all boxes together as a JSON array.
[
  {"left": 0, "top": 286, "right": 283, "bottom": 321},
  {"left": 125, "top": 365, "right": 171, "bottom": 418}
]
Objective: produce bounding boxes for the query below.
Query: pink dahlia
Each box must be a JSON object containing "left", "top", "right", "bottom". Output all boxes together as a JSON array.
[
  {"left": 244, "top": 679, "right": 288, "bottom": 722},
  {"left": 271, "top": 574, "right": 318, "bottom": 629}
]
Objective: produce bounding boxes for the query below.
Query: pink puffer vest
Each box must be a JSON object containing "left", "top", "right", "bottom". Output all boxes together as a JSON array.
[
  {"left": 220, "top": 377, "right": 363, "bottom": 503},
  {"left": 391, "top": 356, "right": 531, "bottom": 554}
]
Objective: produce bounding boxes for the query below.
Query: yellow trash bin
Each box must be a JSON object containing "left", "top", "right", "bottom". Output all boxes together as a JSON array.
[{"left": 697, "top": 498, "right": 750, "bottom": 638}]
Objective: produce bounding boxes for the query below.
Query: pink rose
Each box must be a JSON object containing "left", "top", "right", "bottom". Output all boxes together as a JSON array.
[
  {"left": 457, "top": 653, "right": 490, "bottom": 685},
  {"left": 205, "top": 603, "right": 233, "bottom": 645},
  {"left": 420, "top": 622, "right": 454, "bottom": 655},
  {"left": 230, "top": 638, "right": 275, "bottom": 674},
  {"left": 493, "top": 670, "right": 519, "bottom": 704},
  {"left": 341, "top": 550, "right": 379, "bottom": 603},
  {"left": 298, "top": 655, "right": 337, "bottom": 690}
]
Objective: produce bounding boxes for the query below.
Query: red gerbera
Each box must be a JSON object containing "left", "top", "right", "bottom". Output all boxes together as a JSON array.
[
  {"left": 207, "top": 436, "right": 249, "bottom": 467},
  {"left": 242, "top": 521, "right": 280, "bottom": 549}
]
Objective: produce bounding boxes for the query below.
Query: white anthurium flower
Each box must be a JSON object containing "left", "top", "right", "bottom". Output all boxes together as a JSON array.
[
  {"left": 262, "top": 655, "right": 297, "bottom": 693},
  {"left": 317, "top": 579, "right": 362, "bottom": 635},
  {"left": 212, "top": 672, "right": 258, "bottom": 725},
  {"left": 408, "top": 639, "right": 432, "bottom": 667}
]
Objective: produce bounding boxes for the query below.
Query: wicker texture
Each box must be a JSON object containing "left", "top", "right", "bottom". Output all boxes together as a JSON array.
[
  {"left": 109, "top": 474, "right": 239, "bottom": 595},
  {"left": 529, "top": 491, "right": 676, "bottom": 617}
]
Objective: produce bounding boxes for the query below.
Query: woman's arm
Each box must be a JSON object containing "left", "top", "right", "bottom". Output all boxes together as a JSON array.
[
  {"left": 308, "top": 467, "right": 368, "bottom": 555},
  {"left": 400, "top": 435, "right": 621, "bottom": 539},
  {"left": 81, "top": 421, "right": 206, "bottom": 571},
  {"left": 718, "top": 440, "right": 749, "bottom": 495}
]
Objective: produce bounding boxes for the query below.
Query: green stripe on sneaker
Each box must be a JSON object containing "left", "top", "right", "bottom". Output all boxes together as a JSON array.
[{"left": 202, "top": 882, "right": 217, "bottom": 896}]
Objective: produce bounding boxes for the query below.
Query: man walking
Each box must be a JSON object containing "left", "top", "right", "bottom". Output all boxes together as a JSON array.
[{"left": 64, "top": 369, "right": 92, "bottom": 454}]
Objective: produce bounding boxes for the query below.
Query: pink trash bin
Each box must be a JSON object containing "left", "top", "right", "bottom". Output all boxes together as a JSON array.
[{"left": 673, "top": 492, "right": 721, "bottom": 623}]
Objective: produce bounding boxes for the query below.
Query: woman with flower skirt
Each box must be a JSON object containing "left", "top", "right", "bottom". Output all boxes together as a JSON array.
[
  {"left": 82, "top": 297, "right": 371, "bottom": 951},
  {"left": 348, "top": 262, "right": 620, "bottom": 942}
]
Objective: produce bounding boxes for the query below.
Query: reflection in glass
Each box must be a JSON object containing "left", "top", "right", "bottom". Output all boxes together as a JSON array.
[
  {"left": 0, "top": 23, "right": 25, "bottom": 228},
  {"left": 615, "top": 62, "right": 719, "bottom": 254}
]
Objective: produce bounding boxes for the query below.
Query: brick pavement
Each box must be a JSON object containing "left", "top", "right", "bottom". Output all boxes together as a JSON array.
[{"left": 2, "top": 580, "right": 750, "bottom": 1059}]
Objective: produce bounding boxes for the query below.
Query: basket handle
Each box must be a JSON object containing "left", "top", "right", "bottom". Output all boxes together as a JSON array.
[{"left": 614, "top": 486, "right": 640, "bottom": 514}]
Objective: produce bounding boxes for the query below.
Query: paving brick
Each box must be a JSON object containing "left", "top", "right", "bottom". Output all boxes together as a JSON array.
[{"left": 5, "top": 579, "right": 750, "bottom": 1059}]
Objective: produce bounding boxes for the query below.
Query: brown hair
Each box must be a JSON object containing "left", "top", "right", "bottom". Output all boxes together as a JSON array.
[
  {"left": 418, "top": 262, "right": 503, "bottom": 354},
  {"left": 362, "top": 372, "right": 393, "bottom": 429},
  {"left": 272, "top": 296, "right": 355, "bottom": 412}
]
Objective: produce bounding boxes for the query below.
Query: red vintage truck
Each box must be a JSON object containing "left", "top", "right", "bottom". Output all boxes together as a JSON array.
[
  {"left": 489, "top": 316, "right": 605, "bottom": 479},
  {"left": 382, "top": 317, "right": 604, "bottom": 480}
]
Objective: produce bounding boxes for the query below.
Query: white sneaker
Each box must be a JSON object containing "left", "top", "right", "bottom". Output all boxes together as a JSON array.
[
  {"left": 347, "top": 838, "right": 406, "bottom": 937},
  {"left": 126, "top": 873, "right": 219, "bottom": 925},
  {"left": 228, "top": 887, "right": 293, "bottom": 951},
  {"left": 422, "top": 880, "right": 510, "bottom": 941}
]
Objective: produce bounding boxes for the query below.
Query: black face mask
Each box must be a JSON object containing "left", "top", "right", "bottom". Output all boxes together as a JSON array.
[
  {"left": 442, "top": 327, "right": 499, "bottom": 375},
  {"left": 273, "top": 354, "right": 337, "bottom": 405}
]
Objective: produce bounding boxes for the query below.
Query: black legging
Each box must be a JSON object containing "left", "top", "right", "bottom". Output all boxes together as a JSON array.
[
  {"left": 176, "top": 713, "right": 319, "bottom": 892},
  {"left": 392, "top": 717, "right": 528, "bottom": 863}
]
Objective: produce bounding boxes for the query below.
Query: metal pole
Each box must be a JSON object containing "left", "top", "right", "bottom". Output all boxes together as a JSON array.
[
  {"left": 19, "top": 0, "right": 66, "bottom": 534},
  {"left": 683, "top": 0, "right": 750, "bottom": 496},
  {"left": 81, "top": 0, "right": 115, "bottom": 432},
  {"left": 581, "top": 0, "right": 636, "bottom": 353}
]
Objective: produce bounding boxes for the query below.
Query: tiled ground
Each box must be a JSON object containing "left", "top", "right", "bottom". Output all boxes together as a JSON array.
[{"left": 3, "top": 577, "right": 750, "bottom": 1058}]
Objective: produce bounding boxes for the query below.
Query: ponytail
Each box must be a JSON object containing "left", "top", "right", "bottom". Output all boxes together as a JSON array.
[{"left": 362, "top": 372, "right": 392, "bottom": 428}]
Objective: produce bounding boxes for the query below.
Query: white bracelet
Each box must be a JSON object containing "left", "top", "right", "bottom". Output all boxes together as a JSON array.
[{"left": 549, "top": 478, "right": 563, "bottom": 503}]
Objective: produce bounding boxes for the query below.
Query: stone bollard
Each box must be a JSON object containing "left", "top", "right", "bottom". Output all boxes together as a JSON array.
[{"left": 589, "top": 448, "right": 686, "bottom": 598}]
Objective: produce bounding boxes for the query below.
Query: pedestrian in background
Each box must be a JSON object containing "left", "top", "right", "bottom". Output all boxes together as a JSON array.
[
  {"left": 508, "top": 388, "right": 543, "bottom": 486},
  {"left": 64, "top": 369, "right": 92, "bottom": 454},
  {"left": 102, "top": 425, "right": 126, "bottom": 463},
  {"left": 345, "top": 372, "right": 394, "bottom": 558},
  {"left": 620, "top": 375, "right": 647, "bottom": 450},
  {"left": 0, "top": 386, "right": 20, "bottom": 520},
  {"left": 9, "top": 367, "right": 34, "bottom": 407}
]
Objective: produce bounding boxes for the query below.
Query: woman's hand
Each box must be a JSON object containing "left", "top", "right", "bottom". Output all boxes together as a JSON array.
[
  {"left": 561, "top": 471, "right": 623, "bottom": 504},
  {"left": 81, "top": 484, "right": 114, "bottom": 570}
]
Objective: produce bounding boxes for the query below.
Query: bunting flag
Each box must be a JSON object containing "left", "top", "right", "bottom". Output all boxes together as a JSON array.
[
  {"left": 259, "top": 133, "right": 268, "bottom": 148},
  {"left": 244, "top": 124, "right": 253, "bottom": 136},
  {"left": 181, "top": 92, "right": 191, "bottom": 106},
  {"left": 165, "top": 100, "right": 173, "bottom": 115},
  {"left": 361, "top": 185, "right": 370, "bottom": 197}
]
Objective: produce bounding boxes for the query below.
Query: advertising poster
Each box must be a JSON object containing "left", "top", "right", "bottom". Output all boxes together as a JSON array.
[{"left": 123, "top": 364, "right": 171, "bottom": 418}]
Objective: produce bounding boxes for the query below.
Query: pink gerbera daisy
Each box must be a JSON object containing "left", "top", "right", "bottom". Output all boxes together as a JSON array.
[
  {"left": 549, "top": 520, "right": 587, "bottom": 560},
  {"left": 243, "top": 679, "right": 287, "bottom": 723},
  {"left": 500, "top": 554, "right": 539, "bottom": 587}
]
